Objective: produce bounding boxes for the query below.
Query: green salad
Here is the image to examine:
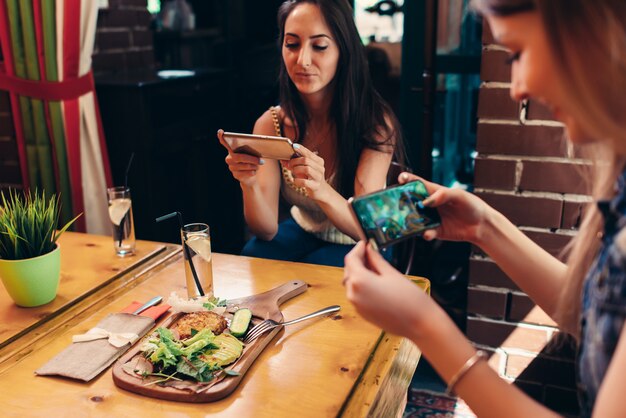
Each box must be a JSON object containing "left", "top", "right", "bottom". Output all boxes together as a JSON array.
[{"left": 140, "top": 326, "right": 244, "bottom": 384}]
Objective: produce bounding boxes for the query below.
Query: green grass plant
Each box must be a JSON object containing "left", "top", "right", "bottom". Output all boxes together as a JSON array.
[{"left": 0, "top": 189, "right": 80, "bottom": 260}]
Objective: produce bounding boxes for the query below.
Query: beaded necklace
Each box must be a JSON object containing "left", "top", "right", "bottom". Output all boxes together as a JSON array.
[{"left": 270, "top": 107, "right": 308, "bottom": 196}]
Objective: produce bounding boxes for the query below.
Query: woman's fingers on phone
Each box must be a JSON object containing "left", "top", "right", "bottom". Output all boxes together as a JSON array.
[
  {"left": 422, "top": 188, "right": 449, "bottom": 207},
  {"left": 365, "top": 242, "right": 395, "bottom": 275},
  {"left": 217, "top": 129, "right": 234, "bottom": 152},
  {"left": 398, "top": 172, "right": 444, "bottom": 197},
  {"left": 292, "top": 143, "right": 313, "bottom": 157},
  {"left": 422, "top": 228, "right": 438, "bottom": 241},
  {"left": 226, "top": 151, "right": 262, "bottom": 167},
  {"left": 398, "top": 172, "right": 418, "bottom": 184}
]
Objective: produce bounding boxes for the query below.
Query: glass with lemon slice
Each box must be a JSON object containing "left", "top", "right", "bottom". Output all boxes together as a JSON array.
[
  {"left": 106, "top": 186, "right": 136, "bottom": 257},
  {"left": 181, "top": 223, "right": 214, "bottom": 298}
]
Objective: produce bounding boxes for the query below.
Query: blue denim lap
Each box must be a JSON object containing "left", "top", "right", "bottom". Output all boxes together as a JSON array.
[{"left": 241, "top": 218, "right": 353, "bottom": 267}]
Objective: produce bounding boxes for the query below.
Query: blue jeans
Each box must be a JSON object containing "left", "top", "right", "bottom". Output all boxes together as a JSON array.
[{"left": 242, "top": 218, "right": 353, "bottom": 267}]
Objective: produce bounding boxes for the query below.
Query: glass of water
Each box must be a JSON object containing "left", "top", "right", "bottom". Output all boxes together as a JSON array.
[
  {"left": 106, "top": 186, "right": 136, "bottom": 257},
  {"left": 181, "top": 223, "right": 214, "bottom": 299}
]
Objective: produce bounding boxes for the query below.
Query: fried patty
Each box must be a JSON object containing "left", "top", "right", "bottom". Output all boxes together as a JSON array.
[{"left": 173, "top": 311, "right": 228, "bottom": 339}]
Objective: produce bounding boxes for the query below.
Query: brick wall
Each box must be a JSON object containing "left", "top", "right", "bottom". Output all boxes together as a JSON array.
[
  {"left": 468, "top": 24, "right": 585, "bottom": 415},
  {"left": 92, "top": 0, "right": 155, "bottom": 74}
]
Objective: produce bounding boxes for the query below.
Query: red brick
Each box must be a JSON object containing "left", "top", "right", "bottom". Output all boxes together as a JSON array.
[
  {"left": 471, "top": 229, "right": 572, "bottom": 259},
  {"left": 508, "top": 354, "right": 575, "bottom": 386},
  {"left": 477, "top": 192, "right": 563, "bottom": 229},
  {"left": 0, "top": 114, "right": 14, "bottom": 136},
  {"left": 467, "top": 287, "right": 508, "bottom": 319},
  {"left": 480, "top": 49, "right": 510, "bottom": 83},
  {"left": 562, "top": 200, "right": 585, "bottom": 229},
  {"left": 469, "top": 258, "right": 518, "bottom": 290},
  {"left": 466, "top": 317, "right": 549, "bottom": 351},
  {"left": 92, "top": 51, "right": 126, "bottom": 73},
  {"left": 519, "top": 160, "right": 590, "bottom": 194},
  {"left": 482, "top": 348, "right": 502, "bottom": 373},
  {"left": 508, "top": 293, "right": 556, "bottom": 326},
  {"left": 118, "top": 0, "right": 148, "bottom": 7},
  {"left": 523, "top": 230, "right": 572, "bottom": 259},
  {"left": 125, "top": 49, "right": 154, "bottom": 69},
  {"left": 474, "top": 158, "right": 516, "bottom": 190},
  {"left": 544, "top": 386, "right": 580, "bottom": 416},
  {"left": 526, "top": 100, "right": 557, "bottom": 121},
  {"left": 135, "top": 10, "right": 152, "bottom": 27},
  {"left": 96, "top": 30, "right": 131, "bottom": 51},
  {"left": 513, "top": 380, "right": 544, "bottom": 403},
  {"left": 0, "top": 162, "right": 21, "bottom": 184},
  {"left": 477, "top": 87, "right": 519, "bottom": 120},
  {"left": 476, "top": 123, "right": 567, "bottom": 157},
  {"left": 131, "top": 29, "right": 153, "bottom": 47},
  {"left": 506, "top": 353, "right": 536, "bottom": 379},
  {"left": 0, "top": 91, "right": 10, "bottom": 111},
  {"left": 0, "top": 185, "right": 23, "bottom": 196},
  {"left": 98, "top": 9, "right": 137, "bottom": 28},
  {"left": 0, "top": 137, "right": 18, "bottom": 160}
]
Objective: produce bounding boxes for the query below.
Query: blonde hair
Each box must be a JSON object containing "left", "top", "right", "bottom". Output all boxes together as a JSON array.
[{"left": 472, "top": 0, "right": 626, "bottom": 336}]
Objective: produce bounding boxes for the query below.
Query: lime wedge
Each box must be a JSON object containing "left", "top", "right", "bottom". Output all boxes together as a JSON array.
[
  {"left": 108, "top": 198, "right": 131, "bottom": 226},
  {"left": 186, "top": 236, "right": 212, "bottom": 262}
]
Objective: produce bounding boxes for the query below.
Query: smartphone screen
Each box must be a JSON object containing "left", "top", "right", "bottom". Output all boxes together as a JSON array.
[{"left": 350, "top": 180, "right": 441, "bottom": 248}]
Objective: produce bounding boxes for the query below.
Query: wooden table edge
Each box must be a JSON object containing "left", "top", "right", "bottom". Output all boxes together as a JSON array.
[
  {"left": 0, "top": 245, "right": 182, "bottom": 369},
  {"left": 338, "top": 277, "right": 429, "bottom": 417}
]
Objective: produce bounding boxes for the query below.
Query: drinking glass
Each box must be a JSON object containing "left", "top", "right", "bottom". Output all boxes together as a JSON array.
[
  {"left": 181, "top": 223, "right": 214, "bottom": 299},
  {"left": 106, "top": 186, "right": 136, "bottom": 257}
]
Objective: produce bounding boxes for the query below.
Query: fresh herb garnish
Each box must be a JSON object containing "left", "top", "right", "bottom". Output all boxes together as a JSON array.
[
  {"left": 202, "top": 296, "right": 229, "bottom": 310},
  {"left": 139, "top": 326, "right": 243, "bottom": 385}
]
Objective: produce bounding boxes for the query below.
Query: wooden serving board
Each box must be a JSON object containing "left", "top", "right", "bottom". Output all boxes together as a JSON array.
[{"left": 112, "top": 280, "right": 307, "bottom": 402}]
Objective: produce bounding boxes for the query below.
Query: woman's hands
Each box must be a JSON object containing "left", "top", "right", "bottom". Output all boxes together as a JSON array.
[
  {"left": 285, "top": 143, "right": 331, "bottom": 200},
  {"left": 217, "top": 129, "right": 264, "bottom": 187},
  {"left": 398, "top": 172, "right": 491, "bottom": 245},
  {"left": 343, "top": 241, "right": 432, "bottom": 338}
]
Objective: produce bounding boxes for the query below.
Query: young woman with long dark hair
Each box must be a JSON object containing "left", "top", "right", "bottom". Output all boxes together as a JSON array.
[{"left": 218, "top": 0, "right": 403, "bottom": 266}]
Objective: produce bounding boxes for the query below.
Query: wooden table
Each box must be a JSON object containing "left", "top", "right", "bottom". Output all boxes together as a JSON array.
[
  {"left": 0, "top": 232, "right": 178, "bottom": 364},
  {"left": 0, "top": 237, "right": 428, "bottom": 418}
]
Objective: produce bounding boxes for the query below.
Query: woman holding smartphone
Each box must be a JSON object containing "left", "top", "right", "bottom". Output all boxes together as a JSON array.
[
  {"left": 218, "top": 0, "right": 403, "bottom": 266},
  {"left": 343, "top": 1, "right": 626, "bottom": 416}
]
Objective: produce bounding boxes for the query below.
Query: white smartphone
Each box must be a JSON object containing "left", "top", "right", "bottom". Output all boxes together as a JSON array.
[{"left": 220, "top": 130, "right": 297, "bottom": 160}]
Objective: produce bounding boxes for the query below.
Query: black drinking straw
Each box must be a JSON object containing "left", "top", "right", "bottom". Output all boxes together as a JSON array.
[
  {"left": 124, "top": 152, "right": 135, "bottom": 189},
  {"left": 155, "top": 211, "right": 205, "bottom": 297},
  {"left": 117, "top": 153, "right": 135, "bottom": 247}
]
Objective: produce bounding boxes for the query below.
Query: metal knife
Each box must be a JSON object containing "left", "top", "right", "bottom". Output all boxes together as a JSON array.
[{"left": 132, "top": 296, "right": 163, "bottom": 315}]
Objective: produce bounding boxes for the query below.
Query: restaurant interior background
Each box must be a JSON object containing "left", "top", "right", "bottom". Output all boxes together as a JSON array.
[{"left": 0, "top": 0, "right": 582, "bottom": 415}]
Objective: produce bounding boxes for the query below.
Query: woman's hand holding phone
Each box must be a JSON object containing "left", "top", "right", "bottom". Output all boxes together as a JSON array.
[
  {"left": 398, "top": 172, "right": 491, "bottom": 245},
  {"left": 217, "top": 129, "right": 265, "bottom": 187},
  {"left": 343, "top": 240, "right": 433, "bottom": 338},
  {"left": 284, "top": 144, "right": 331, "bottom": 200}
]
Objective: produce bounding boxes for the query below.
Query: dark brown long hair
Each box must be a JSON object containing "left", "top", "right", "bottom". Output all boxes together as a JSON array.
[
  {"left": 472, "top": 0, "right": 626, "bottom": 336},
  {"left": 276, "top": 0, "right": 404, "bottom": 197}
]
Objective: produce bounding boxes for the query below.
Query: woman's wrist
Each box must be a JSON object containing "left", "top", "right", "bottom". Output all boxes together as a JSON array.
[{"left": 473, "top": 205, "right": 505, "bottom": 250}]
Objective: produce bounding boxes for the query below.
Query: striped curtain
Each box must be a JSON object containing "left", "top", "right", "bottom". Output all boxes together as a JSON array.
[{"left": 0, "top": 0, "right": 112, "bottom": 234}]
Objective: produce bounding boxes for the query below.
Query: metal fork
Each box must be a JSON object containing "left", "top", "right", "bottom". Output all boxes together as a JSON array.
[{"left": 243, "top": 305, "right": 341, "bottom": 344}]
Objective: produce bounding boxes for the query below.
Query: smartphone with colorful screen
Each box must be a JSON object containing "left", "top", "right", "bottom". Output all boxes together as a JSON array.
[{"left": 349, "top": 180, "right": 441, "bottom": 249}]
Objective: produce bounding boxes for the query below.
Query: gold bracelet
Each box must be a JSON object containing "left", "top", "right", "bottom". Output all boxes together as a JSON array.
[{"left": 445, "top": 350, "right": 487, "bottom": 396}]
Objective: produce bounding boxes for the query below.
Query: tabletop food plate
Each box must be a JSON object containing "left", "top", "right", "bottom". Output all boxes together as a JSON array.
[{"left": 112, "top": 280, "right": 307, "bottom": 402}]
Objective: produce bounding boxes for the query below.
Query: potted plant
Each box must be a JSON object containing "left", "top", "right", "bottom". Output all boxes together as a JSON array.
[{"left": 0, "top": 189, "right": 79, "bottom": 307}]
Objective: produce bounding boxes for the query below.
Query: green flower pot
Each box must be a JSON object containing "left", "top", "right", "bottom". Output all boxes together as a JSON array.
[{"left": 0, "top": 244, "right": 61, "bottom": 307}]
